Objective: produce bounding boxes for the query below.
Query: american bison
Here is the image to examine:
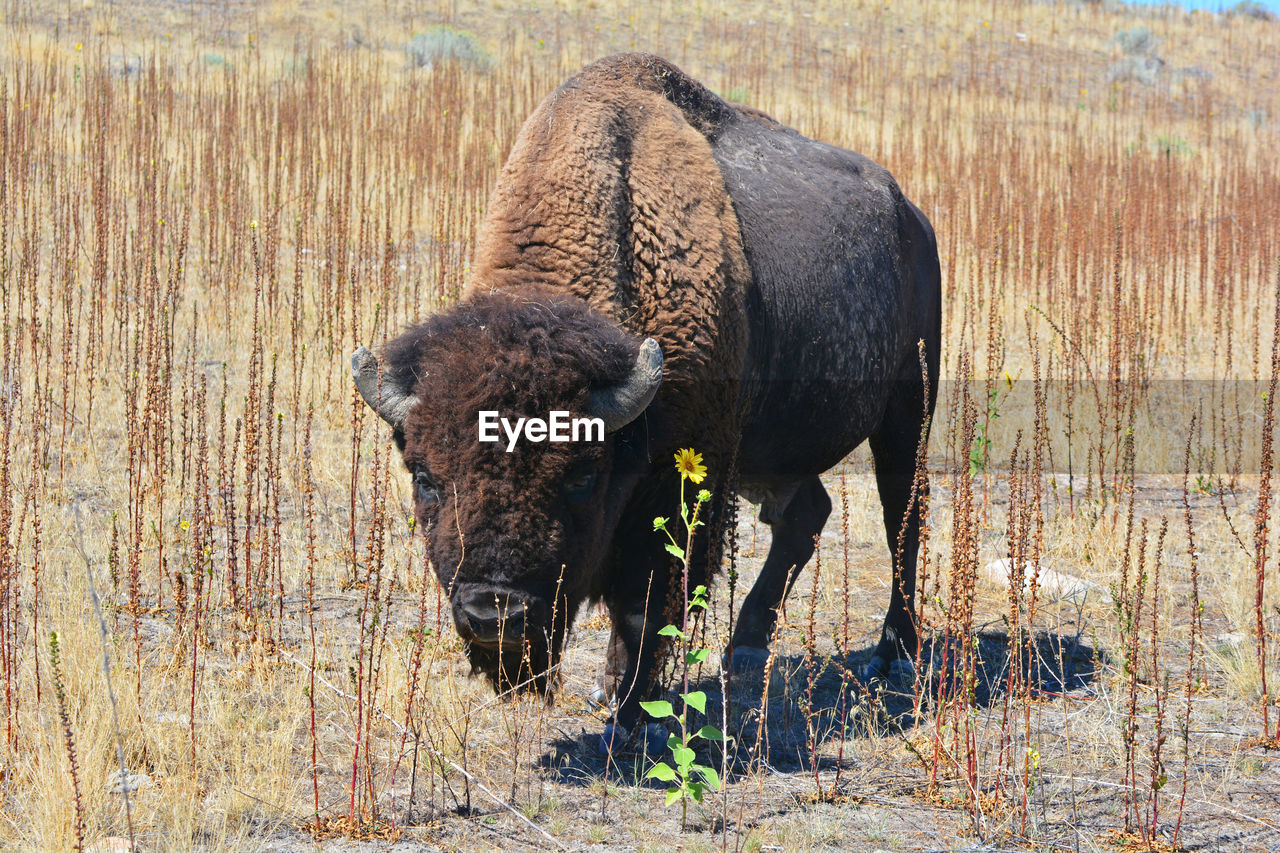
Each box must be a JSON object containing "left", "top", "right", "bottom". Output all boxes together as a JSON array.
[{"left": 351, "top": 53, "right": 940, "bottom": 743}]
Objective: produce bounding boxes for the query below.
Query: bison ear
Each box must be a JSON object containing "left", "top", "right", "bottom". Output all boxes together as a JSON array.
[
  {"left": 351, "top": 346, "right": 421, "bottom": 430},
  {"left": 588, "top": 337, "right": 663, "bottom": 432}
]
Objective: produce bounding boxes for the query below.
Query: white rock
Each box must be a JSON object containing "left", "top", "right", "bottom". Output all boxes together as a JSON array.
[
  {"left": 86, "top": 839, "right": 135, "bottom": 853},
  {"left": 982, "top": 558, "right": 1107, "bottom": 605},
  {"left": 1215, "top": 632, "right": 1248, "bottom": 651}
]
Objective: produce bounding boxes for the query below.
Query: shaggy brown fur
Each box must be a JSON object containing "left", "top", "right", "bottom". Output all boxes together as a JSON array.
[{"left": 469, "top": 53, "right": 751, "bottom": 451}]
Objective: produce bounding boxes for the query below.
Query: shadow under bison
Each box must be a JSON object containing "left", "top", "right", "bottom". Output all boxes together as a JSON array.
[{"left": 542, "top": 630, "right": 1102, "bottom": 785}]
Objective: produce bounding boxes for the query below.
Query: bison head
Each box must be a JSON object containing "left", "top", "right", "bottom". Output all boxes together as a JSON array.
[{"left": 351, "top": 292, "right": 662, "bottom": 696}]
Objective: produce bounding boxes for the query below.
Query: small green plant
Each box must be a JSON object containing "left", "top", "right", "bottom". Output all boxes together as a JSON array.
[
  {"left": 642, "top": 449, "right": 727, "bottom": 829},
  {"left": 1154, "top": 135, "right": 1194, "bottom": 158},
  {"left": 969, "top": 374, "right": 1009, "bottom": 477},
  {"left": 639, "top": 587, "right": 725, "bottom": 824}
]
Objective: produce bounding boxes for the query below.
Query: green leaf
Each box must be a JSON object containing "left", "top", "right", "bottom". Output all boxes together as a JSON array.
[
  {"left": 665, "top": 787, "right": 683, "bottom": 806},
  {"left": 639, "top": 700, "right": 674, "bottom": 720},
  {"left": 692, "top": 585, "right": 708, "bottom": 597},
  {"left": 667, "top": 733, "right": 682, "bottom": 753},
  {"left": 672, "top": 745, "right": 696, "bottom": 767},
  {"left": 645, "top": 762, "right": 677, "bottom": 782},
  {"left": 695, "top": 725, "right": 725, "bottom": 742},
  {"left": 652, "top": 516, "right": 669, "bottom": 531},
  {"left": 658, "top": 624, "right": 685, "bottom": 640},
  {"left": 664, "top": 542, "right": 685, "bottom": 560},
  {"left": 685, "top": 648, "right": 710, "bottom": 665},
  {"left": 695, "top": 765, "right": 721, "bottom": 790},
  {"left": 688, "top": 781, "right": 705, "bottom": 803},
  {"left": 682, "top": 690, "right": 707, "bottom": 715}
]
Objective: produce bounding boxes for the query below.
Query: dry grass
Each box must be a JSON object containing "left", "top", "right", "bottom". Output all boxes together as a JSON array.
[{"left": 2, "top": 0, "right": 1279, "bottom": 850}]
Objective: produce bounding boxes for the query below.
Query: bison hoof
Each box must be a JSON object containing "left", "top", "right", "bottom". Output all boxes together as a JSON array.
[
  {"left": 636, "top": 722, "right": 668, "bottom": 755},
  {"left": 597, "top": 722, "right": 668, "bottom": 757},
  {"left": 724, "top": 646, "right": 770, "bottom": 672},
  {"left": 597, "top": 723, "right": 626, "bottom": 756},
  {"left": 588, "top": 686, "right": 615, "bottom": 710},
  {"left": 862, "top": 656, "right": 916, "bottom": 684}
]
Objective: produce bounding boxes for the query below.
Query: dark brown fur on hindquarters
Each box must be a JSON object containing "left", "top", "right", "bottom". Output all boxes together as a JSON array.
[{"left": 353, "top": 53, "right": 941, "bottom": 734}]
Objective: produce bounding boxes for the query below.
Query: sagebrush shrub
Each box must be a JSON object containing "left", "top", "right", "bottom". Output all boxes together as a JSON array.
[
  {"left": 406, "top": 26, "right": 491, "bottom": 70},
  {"left": 1114, "top": 26, "right": 1157, "bottom": 56}
]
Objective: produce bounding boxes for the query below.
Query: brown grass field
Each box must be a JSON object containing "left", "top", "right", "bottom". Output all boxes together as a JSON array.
[{"left": 2, "top": 0, "right": 1280, "bottom": 850}]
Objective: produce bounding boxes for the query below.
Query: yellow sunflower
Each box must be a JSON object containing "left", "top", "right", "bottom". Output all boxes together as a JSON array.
[{"left": 674, "top": 448, "right": 707, "bottom": 484}]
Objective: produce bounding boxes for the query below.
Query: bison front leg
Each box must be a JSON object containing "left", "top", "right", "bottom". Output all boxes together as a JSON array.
[
  {"left": 589, "top": 625, "right": 626, "bottom": 709},
  {"left": 596, "top": 563, "right": 676, "bottom": 754},
  {"left": 726, "top": 475, "right": 831, "bottom": 669}
]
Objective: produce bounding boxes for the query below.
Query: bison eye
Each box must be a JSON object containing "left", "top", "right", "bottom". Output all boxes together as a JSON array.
[
  {"left": 413, "top": 471, "right": 440, "bottom": 509},
  {"left": 563, "top": 469, "right": 598, "bottom": 503}
]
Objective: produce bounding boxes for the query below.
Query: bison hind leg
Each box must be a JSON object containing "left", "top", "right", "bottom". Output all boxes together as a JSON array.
[
  {"left": 724, "top": 645, "right": 771, "bottom": 672},
  {"left": 727, "top": 475, "right": 831, "bottom": 663},
  {"left": 863, "top": 385, "right": 931, "bottom": 684}
]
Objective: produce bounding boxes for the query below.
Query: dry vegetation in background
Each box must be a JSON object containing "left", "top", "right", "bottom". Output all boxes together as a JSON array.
[{"left": 1, "top": 0, "right": 1279, "bottom": 850}]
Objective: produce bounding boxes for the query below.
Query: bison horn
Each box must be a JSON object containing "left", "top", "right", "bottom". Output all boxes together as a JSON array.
[
  {"left": 588, "top": 337, "right": 663, "bottom": 432},
  {"left": 351, "top": 346, "right": 420, "bottom": 430}
]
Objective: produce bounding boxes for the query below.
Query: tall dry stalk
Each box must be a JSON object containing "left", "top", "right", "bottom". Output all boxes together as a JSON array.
[
  {"left": 1175, "top": 421, "right": 1204, "bottom": 846},
  {"left": 1254, "top": 266, "right": 1280, "bottom": 738},
  {"left": 47, "top": 632, "right": 84, "bottom": 853}
]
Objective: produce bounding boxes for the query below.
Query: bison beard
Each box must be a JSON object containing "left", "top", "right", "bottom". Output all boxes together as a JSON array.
[
  {"left": 467, "top": 642, "right": 545, "bottom": 694},
  {"left": 452, "top": 583, "right": 575, "bottom": 696},
  {"left": 464, "top": 626, "right": 558, "bottom": 698},
  {"left": 351, "top": 53, "right": 942, "bottom": 746}
]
